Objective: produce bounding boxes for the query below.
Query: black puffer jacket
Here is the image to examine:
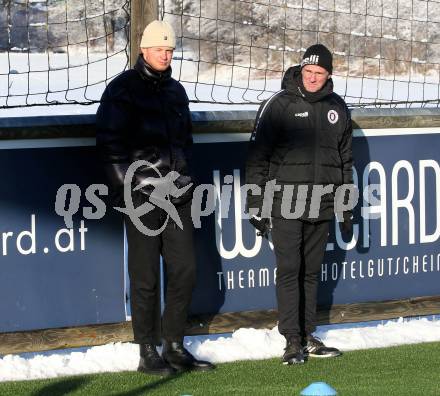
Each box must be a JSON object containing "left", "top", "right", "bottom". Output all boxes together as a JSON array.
[
  {"left": 245, "top": 65, "right": 353, "bottom": 221},
  {"left": 96, "top": 55, "right": 193, "bottom": 206}
]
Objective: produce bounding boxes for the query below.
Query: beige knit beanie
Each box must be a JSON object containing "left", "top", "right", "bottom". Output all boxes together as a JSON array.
[{"left": 140, "top": 20, "right": 176, "bottom": 49}]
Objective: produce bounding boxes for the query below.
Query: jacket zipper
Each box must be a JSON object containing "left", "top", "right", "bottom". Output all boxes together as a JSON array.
[{"left": 313, "top": 101, "right": 321, "bottom": 184}]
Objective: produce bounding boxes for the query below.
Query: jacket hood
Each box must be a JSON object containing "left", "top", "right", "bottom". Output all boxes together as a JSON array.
[
  {"left": 281, "top": 65, "right": 334, "bottom": 102},
  {"left": 134, "top": 54, "right": 172, "bottom": 83}
]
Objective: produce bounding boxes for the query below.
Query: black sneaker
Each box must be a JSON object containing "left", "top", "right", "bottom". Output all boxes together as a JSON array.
[
  {"left": 282, "top": 337, "right": 305, "bottom": 365},
  {"left": 303, "top": 336, "right": 341, "bottom": 358}
]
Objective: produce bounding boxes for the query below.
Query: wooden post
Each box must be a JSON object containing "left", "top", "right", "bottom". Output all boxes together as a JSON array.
[{"left": 130, "top": 0, "right": 159, "bottom": 67}]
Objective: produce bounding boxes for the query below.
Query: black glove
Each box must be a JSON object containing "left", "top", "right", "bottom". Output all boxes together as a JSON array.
[
  {"left": 170, "top": 174, "right": 195, "bottom": 206},
  {"left": 249, "top": 216, "right": 271, "bottom": 239},
  {"left": 339, "top": 211, "right": 353, "bottom": 235}
]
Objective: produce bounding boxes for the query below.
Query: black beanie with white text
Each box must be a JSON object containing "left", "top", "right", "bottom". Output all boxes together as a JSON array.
[{"left": 301, "top": 44, "right": 333, "bottom": 75}]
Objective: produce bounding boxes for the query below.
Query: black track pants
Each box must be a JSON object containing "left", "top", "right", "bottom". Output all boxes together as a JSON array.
[
  {"left": 124, "top": 200, "right": 196, "bottom": 344},
  {"left": 271, "top": 218, "right": 329, "bottom": 338}
]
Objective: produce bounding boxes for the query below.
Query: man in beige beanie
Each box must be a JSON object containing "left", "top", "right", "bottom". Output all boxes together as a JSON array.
[
  {"left": 96, "top": 20, "right": 214, "bottom": 376},
  {"left": 139, "top": 20, "right": 176, "bottom": 72}
]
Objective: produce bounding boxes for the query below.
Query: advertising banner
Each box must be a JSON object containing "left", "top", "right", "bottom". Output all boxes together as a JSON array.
[
  {"left": 189, "top": 130, "right": 440, "bottom": 314},
  {"left": 1, "top": 129, "right": 439, "bottom": 333},
  {"left": 0, "top": 140, "right": 125, "bottom": 332}
]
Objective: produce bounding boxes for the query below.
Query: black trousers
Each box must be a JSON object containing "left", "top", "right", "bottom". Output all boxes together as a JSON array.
[
  {"left": 271, "top": 218, "right": 329, "bottom": 339},
  {"left": 124, "top": 199, "right": 196, "bottom": 345}
]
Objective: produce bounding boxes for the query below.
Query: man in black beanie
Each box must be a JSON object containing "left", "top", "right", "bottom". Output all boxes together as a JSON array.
[{"left": 246, "top": 43, "right": 353, "bottom": 364}]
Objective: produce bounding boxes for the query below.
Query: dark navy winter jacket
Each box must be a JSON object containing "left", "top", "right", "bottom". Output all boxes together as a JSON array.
[
  {"left": 96, "top": 55, "right": 193, "bottom": 205},
  {"left": 245, "top": 65, "right": 353, "bottom": 221}
]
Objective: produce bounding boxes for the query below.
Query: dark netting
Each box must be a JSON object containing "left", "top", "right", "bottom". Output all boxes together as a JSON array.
[
  {"left": 161, "top": 0, "right": 440, "bottom": 108},
  {"left": 2, "top": 0, "right": 440, "bottom": 109},
  {"left": 1, "top": 0, "right": 130, "bottom": 109}
]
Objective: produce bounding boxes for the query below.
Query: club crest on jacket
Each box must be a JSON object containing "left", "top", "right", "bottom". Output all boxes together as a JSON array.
[{"left": 327, "top": 109, "right": 338, "bottom": 124}]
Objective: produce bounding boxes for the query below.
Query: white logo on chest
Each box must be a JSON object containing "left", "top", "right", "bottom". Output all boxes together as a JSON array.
[
  {"left": 294, "top": 111, "right": 309, "bottom": 117},
  {"left": 328, "top": 110, "right": 338, "bottom": 124}
]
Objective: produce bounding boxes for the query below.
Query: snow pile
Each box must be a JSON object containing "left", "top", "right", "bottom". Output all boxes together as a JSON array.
[
  {"left": 0, "top": 342, "right": 139, "bottom": 382},
  {"left": 188, "top": 317, "right": 440, "bottom": 363},
  {"left": 1, "top": 316, "right": 440, "bottom": 382}
]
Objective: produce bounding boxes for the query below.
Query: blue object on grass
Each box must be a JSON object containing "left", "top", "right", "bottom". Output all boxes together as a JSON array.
[{"left": 300, "top": 382, "right": 337, "bottom": 395}]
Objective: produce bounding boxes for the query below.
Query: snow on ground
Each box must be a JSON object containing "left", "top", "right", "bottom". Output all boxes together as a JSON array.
[{"left": 1, "top": 316, "right": 440, "bottom": 382}]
